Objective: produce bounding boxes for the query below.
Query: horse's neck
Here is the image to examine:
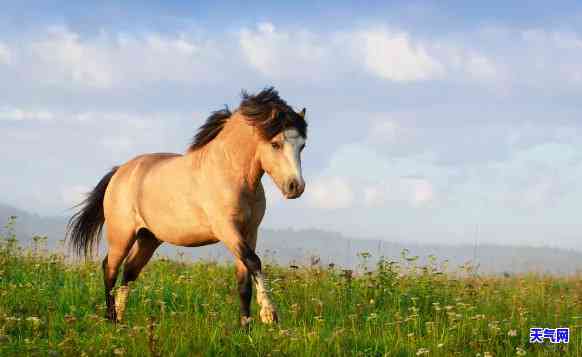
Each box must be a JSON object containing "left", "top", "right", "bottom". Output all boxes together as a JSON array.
[{"left": 188, "top": 119, "right": 264, "bottom": 193}]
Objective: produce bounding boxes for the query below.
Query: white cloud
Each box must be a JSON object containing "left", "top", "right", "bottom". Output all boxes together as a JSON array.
[
  {"left": 18, "top": 26, "right": 226, "bottom": 89},
  {"left": 239, "top": 22, "right": 329, "bottom": 79},
  {"left": 6, "top": 23, "right": 579, "bottom": 91},
  {"left": 364, "top": 112, "right": 580, "bottom": 165},
  {"left": 0, "top": 107, "right": 54, "bottom": 121},
  {"left": 363, "top": 177, "right": 435, "bottom": 207},
  {"left": 0, "top": 42, "right": 11, "bottom": 64},
  {"left": 431, "top": 43, "right": 502, "bottom": 84},
  {"left": 71, "top": 111, "right": 157, "bottom": 130},
  {"left": 307, "top": 176, "right": 354, "bottom": 209},
  {"left": 367, "top": 118, "right": 420, "bottom": 156},
  {"left": 143, "top": 33, "right": 197, "bottom": 55},
  {"left": 31, "top": 26, "right": 115, "bottom": 88},
  {"left": 113, "top": 32, "right": 222, "bottom": 84},
  {"left": 238, "top": 23, "right": 491, "bottom": 83},
  {"left": 0, "top": 107, "right": 176, "bottom": 130},
  {"left": 352, "top": 28, "right": 444, "bottom": 81}
]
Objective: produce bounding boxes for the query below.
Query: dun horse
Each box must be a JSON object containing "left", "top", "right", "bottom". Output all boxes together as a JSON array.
[{"left": 66, "top": 88, "right": 307, "bottom": 325}]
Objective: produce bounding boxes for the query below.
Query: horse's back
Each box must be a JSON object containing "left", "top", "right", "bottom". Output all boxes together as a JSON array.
[{"left": 107, "top": 152, "right": 182, "bottom": 193}]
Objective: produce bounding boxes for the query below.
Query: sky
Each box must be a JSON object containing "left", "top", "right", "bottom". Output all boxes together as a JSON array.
[{"left": 1, "top": 1, "right": 582, "bottom": 249}]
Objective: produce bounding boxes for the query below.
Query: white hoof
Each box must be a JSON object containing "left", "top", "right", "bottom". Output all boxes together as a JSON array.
[
  {"left": 240, "top": 316, "right": 253, "bottom": 327},
  {"left": 259, "top": 305, "right": 279, "bottom": 324},
  {"left": 115, "top": 286, "right": 130, "bottom": 322}
]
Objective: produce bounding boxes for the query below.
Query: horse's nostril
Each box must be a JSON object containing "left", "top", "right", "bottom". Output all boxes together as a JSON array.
[{"left": 286, "top": 180, "right": 299, "bottom": 195}]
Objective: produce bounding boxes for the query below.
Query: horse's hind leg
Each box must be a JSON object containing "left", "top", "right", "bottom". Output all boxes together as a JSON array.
[
  {"left": 102, "top": 225, "right": 136, "bottom": 322},
  {"left": 116, "top": 229, "right": 161, "bottom": 322}
]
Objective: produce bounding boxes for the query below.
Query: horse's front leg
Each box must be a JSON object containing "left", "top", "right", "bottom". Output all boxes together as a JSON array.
[
  {"left": 218, "top": 223, "right": 278, "bottom": 325},
  {"left": 253, "top": 268, "right": 278, "bottom": 324},
  {"left": 235, "top": 260, "right": 253, "bottom": 327}
]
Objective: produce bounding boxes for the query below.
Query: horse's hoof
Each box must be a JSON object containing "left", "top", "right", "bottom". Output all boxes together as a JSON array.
[
  {"left": 106, "top": 315, "right": 117, "bottom": 323},
  {"left": 259, "top": 305, "right": 279, "bottom": 324},
  {"left": 240, "top": 316, "right": 253, "bottom": 328},
  {"left": 105, "top": 309, "right": 117, "bottom": 323}
]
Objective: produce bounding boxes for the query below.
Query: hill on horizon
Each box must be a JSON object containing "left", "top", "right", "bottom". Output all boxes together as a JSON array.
[{"left": 1, "top": 202, "right": 581, "bottom": 275}]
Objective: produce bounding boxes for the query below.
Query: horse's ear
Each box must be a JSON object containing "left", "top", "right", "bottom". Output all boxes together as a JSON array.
[{"left": 298, "top": 108, "right": 306, "bottom": 119}]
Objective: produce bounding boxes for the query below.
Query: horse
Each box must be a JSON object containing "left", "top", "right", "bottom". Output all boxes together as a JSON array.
[{"left": 66, "top": 87, "right": 308, "bottom": 326}]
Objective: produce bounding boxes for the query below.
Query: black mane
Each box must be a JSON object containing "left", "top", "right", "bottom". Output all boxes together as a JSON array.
[
  {"left": 188, "top": 87, "right": 307, "bottom": 151},
  {"left": 239, "top": 87, "right": 308, "bottom": 140},
  {"left": 189, "top": 107, "right": 232, "bottom": 151}
]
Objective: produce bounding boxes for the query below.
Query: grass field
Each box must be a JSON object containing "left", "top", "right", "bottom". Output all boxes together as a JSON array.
[{"left": 1, "top": 219, "right": 581, "bottom": 356}]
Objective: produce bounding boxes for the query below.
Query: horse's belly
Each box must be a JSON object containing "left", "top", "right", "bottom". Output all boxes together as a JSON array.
[{"left": 158, "top": 225, "right": 219, "bottom": 247}]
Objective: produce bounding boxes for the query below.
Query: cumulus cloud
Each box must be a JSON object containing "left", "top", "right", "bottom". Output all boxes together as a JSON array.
[
  {"left": 363, "top": 177, "right": 435, "bottom": 207},
  {"left": 307, "top": 176, "right": 354, "bottom": 209},
  {"left": 363, "top": 110, "right": 582, "bottom": 167},
  {"left": 1, "top": 107, "right": 181, "bottom": 163},
  {"left": 315, "top": 129, "right": 582, "bottom": 215},
  {"left": 351, "top": 28, "right": 444, "bottom": 81},
  {"left": 8, "top": 26, "right": 227, "bottom": 89},
  {"left": 237, "top": 23, "right": 504, "bottom": 84},
  {"left": 6, "top": 23, "right": 580, "bottom": 92},
  {"left": 239, "top": 23, "right": 330, "bottom": 80},
  {"left": 112, "top": 32, "right": 223, "bottom": 85},
  {"left": 30, "top": 26, "right": 115, "bottom": 88},
  {"left": 366, "top": 118, "right": 423, "bottom": 157}
]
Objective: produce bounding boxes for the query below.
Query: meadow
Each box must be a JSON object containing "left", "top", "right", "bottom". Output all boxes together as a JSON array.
[{"left": 1, "top": 218, "right": 580, "bottom": 356}]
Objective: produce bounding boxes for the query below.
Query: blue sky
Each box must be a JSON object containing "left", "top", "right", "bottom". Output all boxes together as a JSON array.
[{"left": 1, "top": 1, "right": 582, "bottom": 249}]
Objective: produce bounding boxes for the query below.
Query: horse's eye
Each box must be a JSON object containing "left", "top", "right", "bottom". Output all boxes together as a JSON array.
[{"left": 271, "top": 142, "right": 282, "bottom": 150}]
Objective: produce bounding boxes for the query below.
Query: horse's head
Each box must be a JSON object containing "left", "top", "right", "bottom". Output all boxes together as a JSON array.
[{"left": 258, "top": 108, "right": 307, "bottom": 199}]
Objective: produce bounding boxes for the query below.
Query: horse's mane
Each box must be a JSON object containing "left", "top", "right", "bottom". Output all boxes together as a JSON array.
[
  {"left": 188, "top": 87, "right": 307, "bottom": 151},
  {"left": 189, "top": 107, "right": 232, "bottom": 151}
]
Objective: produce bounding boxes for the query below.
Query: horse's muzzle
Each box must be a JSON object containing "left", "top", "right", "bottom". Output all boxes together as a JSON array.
[{"left": 284, "top": 178, "right": 305, "bottom": 199}]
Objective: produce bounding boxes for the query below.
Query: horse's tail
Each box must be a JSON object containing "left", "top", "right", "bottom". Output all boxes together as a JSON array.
[{"left": 66, "top": 166, "right": 119, "bottom": 258}]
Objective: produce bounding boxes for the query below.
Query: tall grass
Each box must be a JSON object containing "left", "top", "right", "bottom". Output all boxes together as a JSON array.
[{"left": 0, "top": 217, "right": 580, "bottom": 356}]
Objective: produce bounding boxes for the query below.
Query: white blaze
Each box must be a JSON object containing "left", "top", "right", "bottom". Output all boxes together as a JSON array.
[{"left": 282, "top": 128, "right": 305, "bottom": 184}]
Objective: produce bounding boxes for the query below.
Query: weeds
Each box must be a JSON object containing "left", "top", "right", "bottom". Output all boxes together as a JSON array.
[{"left": 0, "top": 221, "right": 580, "bottom": 356}]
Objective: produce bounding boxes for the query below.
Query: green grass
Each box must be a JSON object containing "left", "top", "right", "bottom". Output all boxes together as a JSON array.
[{"left": 0, "top": 220, "right": 580, "bottom": 356}]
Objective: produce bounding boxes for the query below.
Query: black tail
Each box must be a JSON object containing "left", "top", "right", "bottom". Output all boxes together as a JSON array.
[{"left": 66, "top": 166, "right": 119, "bottom": 258}]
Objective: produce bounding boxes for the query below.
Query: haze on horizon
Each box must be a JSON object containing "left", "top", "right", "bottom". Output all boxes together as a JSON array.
[{"left": 1, "top": 1, "right": 581, "bottom": 251}]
